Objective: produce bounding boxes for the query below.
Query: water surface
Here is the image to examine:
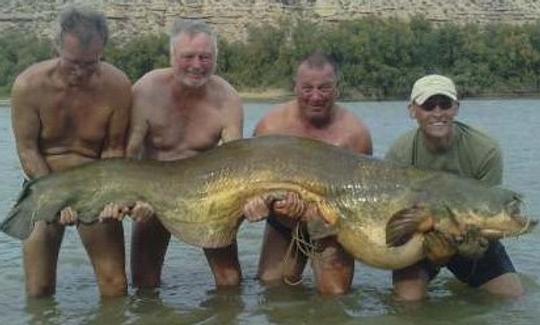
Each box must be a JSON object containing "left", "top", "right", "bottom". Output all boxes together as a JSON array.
[{"left": 0, "top": 99, "right": 538, "bottom": 324}]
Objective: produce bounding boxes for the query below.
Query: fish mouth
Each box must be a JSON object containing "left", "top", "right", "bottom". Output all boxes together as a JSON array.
[
  {"left": 480, "top": 228, "right": 511, "bottom": 239},
  {"left": 479, "top": 215, "right": 538, "bottom": 239}
]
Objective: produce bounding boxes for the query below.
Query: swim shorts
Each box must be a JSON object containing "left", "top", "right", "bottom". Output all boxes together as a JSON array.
[{"left": 421, "top": 240, "right": 516, "bottom": 287}]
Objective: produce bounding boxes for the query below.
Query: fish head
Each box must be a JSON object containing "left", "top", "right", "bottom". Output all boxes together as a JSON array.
[{"left": 434, "top": 187, "right": 537, "bottom": 240}]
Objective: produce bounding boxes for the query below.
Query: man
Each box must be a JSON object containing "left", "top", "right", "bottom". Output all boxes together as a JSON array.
[
  {"left": 243, "top": 52, "right": 373, "bottom": 295},
  {"left": 126, "top": 19, "right": 244, "bottom": 289},
  {"left": 385, "top": 74, "right": 523, "bottom": 301},
  {"left": 11, "top": 7, "right": 132, "bottom": 297}
]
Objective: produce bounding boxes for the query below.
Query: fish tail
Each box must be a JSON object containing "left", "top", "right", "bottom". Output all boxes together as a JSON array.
[
  {"left": 1, "top": 179, "right": 39, "bottom": 240},
  {"left": 0, "top": 178, "right": 71, "bottom": 240}
]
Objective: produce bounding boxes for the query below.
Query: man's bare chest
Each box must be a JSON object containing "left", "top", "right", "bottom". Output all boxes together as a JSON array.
[
  {"left": 146, "top": 105, "right": 223, "bottom": 149},
  {"left": 274, "top": 123, "right": 349, "bottom": 148},
  {"left": 38, "top": 93, "right": 113, "bottom": 140}
]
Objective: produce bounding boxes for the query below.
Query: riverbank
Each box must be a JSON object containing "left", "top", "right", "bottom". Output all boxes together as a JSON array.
[
  {"left": 239, "top": 88, "right": 293, "bottom": 103},
  {"left": 2, "top": 89, "right": 540, "bottom": 106},
  {"left": 238, "top": 88, "right": 540, "bottom": 102},
  {"left": 0, "top": 90, "right": 291, "bottom": 106}
]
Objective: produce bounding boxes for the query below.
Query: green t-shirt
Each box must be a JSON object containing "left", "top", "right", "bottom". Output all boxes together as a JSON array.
[{"left": 385, "top": 121, "right": 503, "bottom": 186}]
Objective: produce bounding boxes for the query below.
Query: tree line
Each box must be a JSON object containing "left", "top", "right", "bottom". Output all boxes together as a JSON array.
[{"left": 1, "top": 16, "right": 540, "bottom": 100}]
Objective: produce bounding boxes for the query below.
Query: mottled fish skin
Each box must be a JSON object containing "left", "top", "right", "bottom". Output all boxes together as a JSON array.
[{"left": 1, "top": 135, "right": 536, "bottom": 270}]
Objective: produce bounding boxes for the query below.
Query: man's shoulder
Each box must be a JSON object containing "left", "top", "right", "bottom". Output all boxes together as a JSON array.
[
  {"left": 455, "top": 121, "right": 498, "bottom": 149},
  {"left": 209, "top": 75, "right": 233, "bottom": 87},
  {"left": 134, "top": 68, "right": 171, "bottom": 86},
  {"left": 390, "top": 129, "right": 418, "bottom": 147},
  {"left": 261, "top": 101, "right": 294, "bottom": 121},
  {"left": 454, "top": 121, "right": 501, "bottom": 162},
  {"left": 208, "top": 75, "right": 240, "bottom": 100},
  {"left": 12, "top": 59, "right": 56, "bottom": 92},
  {"left": 336, "top": 106, "right": 369, "bottom": 130},
  {"left": 385, "top": 129, "right": 417, "bottom": 162},
  {"left": 132, "top": 68, "right": 172, "bottom": 95},
  {"left": 254, "top": 101, "right": 294, "bottom": 134},
  {"left": 99, "top": 62, "right": 132, "bottom": 89}
]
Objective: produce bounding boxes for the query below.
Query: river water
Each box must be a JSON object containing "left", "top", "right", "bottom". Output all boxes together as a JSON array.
[{"left": 0, "top": 100, "right": 538, "bottom": 324}]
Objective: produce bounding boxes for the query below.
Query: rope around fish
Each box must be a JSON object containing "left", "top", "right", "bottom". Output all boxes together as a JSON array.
[{"left": 282, "top": 222, "right": 321, "bottom": 286}]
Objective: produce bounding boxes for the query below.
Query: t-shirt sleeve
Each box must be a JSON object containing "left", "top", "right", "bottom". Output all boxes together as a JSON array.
[
  {"left": 385, "top": 132, "right": 414, "bottom": 166},
  {"left": 476, "top": 146, "right": 503, "bottom": 186},
  {"left": 385, "top": 143, "right": 404, "bottom": 163}
]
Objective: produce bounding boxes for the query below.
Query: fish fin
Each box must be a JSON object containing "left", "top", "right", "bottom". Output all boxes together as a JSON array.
[
  {"left": 304, "top": 199, "right": 340, "bottom": 240},
  {"left": 159, "top": 211, "right": 243, "bottom": 249},
  {"left": 0, "top": 206, "right": 34, "bottom": 240},
  {"left": 386, "top": 205, "right": 433, "bottom": 247},
  {"left": 423, "top": 231, "right": 456, "bottom": 265},
  {"left": 338, "top": 226, "right": 426, "bottom": 270},
  {"left": 314, "top": 200, "right": 339, "bottom": 226},
  {"left": 0, "top": 180, "right": 39, "bottom": 239},
  {"left": 306, "top": 217, "right": 338, "bottom": 240},
  {"left": 455, "top": 228, "right": 489, "bottom": 259},
  {"left": 0, "top": 180, "right": 73, "bottom": 240}
]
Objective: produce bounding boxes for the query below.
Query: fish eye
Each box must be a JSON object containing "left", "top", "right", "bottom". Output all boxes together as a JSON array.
[{"left": 505, "top": 199, "right": 521, "bottom": 216}]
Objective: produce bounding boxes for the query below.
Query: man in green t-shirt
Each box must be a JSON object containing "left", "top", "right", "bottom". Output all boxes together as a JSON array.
[{"left": 386, "top": 74, "right": 523, "bottom": 301}]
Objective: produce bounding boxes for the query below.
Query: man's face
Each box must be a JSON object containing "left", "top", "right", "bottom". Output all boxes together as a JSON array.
[
  {"left": 58, "top": 33, "right": 103, "bottom": 87},
  {"left": 171, "top": 32, "right": 216, "bottom": 88},
  {"left": 294, "top": 63, "right": 338, "bottom": 122},
  {"left": 410, "top": 94, "right": 459, "bottom": 140}
]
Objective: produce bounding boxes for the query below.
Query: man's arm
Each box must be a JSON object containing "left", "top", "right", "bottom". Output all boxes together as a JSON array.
[
  {"left": 252, "top": 104, "right": 288, "bottom": 137},
  {"left": 126, "top": 83, "right": 150, "bottom": 159},
  {"left": 342, "top": 110, "right": 373, "bottom": 156},
  {"left": 101, "top": 76, "right": 132, "bottom": 159},
  {"left": 253, "top": 118, "right": 272, "bottom": 137},
  {"left": 220, "top": 92, "right": 243, "bottom": 142},
  {"left": 477, "top": 146, "right": 503, "bottom": 186},
  {"left": 11, "top": 77, "right": 50, "bottom": 178},
  {"left": 384, "top": 132, "right": 415, "bottom": 166},
  {"left": 350, "top": 125, "right": 373, "bottom": 156},
  {"left": 113, "top": 82, "right": 154, "bottom": 222}
]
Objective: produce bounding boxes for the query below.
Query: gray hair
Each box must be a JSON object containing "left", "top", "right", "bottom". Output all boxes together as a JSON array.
[
  {"left": 169, "top": 19, "right": 217, "bottom": 55},
  {"left": 297, "top": 50, "right": 339, "bottom": 81},
  {"left": 54, "top": 6, "right": 109, "bottom": 50}
]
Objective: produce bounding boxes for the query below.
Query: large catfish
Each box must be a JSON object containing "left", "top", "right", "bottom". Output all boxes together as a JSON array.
[{"left": 1, "top": 135, "right": 536, "bottom": 269}]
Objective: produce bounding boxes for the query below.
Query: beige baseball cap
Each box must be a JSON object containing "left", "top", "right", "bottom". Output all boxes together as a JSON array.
[{"left": 410, "top": 74, "right": 457, "bottom": 105}]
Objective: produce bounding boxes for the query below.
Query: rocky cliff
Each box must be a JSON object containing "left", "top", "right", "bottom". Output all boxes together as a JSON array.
[{"left": 1, "top": 0, "right": 540, "bottom": 42}]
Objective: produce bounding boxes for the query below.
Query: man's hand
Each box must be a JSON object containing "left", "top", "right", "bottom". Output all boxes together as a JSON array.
[
  {"left": 456, "top": 228, "right": 489, "bottom": 259},
  {"left": 301, "top": 204, "right": 322, "bottom": 223},
  {"left": 59, "top": 206, "right": 78, "bottom": 226},
  {"left": 243, "top": 196, "right": 270, "bottom": 222},
  {"left": 424, "top": 232, "right": 456, "bottom": 265},
  {"left": 130, "top": 201, "right": 154, "bottom": 222},
  {"left": 243, "top": 192, "right": 309, "bottom": 222},
  {"left": 98, "top": 203, "right": 131, "bottom": 222},
  {"left": 272, "top": 192, "right": 305, "bottom": 219},
  {"left": 97, "top": 201, "right": 154, "bottom": 223}
]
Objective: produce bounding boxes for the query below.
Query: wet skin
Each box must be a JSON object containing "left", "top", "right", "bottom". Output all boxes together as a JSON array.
[
  {"left": 11, "top": 32, "right": 132, "bottom": 297},
  {"left": 126, "top": 31, "right": 244, "bottom": 289},
  {"left": 244, "top": 62, "right": 373, "bottom": 295}
]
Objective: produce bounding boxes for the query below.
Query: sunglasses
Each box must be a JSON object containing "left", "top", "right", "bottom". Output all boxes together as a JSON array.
[{"left": 419, "top": 96, "right": 454, "bottom": 111}]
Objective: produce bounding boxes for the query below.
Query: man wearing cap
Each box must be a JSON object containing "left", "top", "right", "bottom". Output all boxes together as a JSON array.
[{"left": 385, "top": 74, "right": 523, "bottom": 301}]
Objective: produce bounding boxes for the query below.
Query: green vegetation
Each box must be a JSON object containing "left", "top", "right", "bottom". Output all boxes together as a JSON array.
[
  {"left": 0, "top": 31, "right": 51, "bottom": 97},
  {"left": 1, "top": 17, "right": 540, "bottom": 100},
  {"left": 105, "top": 33, "right": 169, "bottom": 82}
]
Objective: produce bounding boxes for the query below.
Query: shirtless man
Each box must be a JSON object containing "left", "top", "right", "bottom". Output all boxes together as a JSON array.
[
  {"left": 11, "top": 7, "right": 132, "bottom": 297},
  {"left": 243, "top": 52, "right": 373, "bottom": 295},
  {"left": 126, "top": 19, "right": 244, "bottom": 289}
]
